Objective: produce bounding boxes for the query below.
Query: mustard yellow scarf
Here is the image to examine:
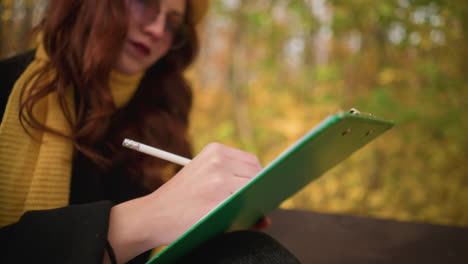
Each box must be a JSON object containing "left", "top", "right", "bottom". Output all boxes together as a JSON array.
[{"left": 0, "top": 45, "right": 142, "bottom": 227}]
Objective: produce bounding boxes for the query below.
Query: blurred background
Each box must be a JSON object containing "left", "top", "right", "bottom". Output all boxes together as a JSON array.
[{"left": 1, "top": 0, "right": 467, "bottom": 227}]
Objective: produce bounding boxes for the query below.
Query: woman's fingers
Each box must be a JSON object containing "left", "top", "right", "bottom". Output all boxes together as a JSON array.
[
  {"left": 194, "top": 144, "right": 261, "bottom": 194},
  {"left": 198, "top": 143, "right": 263, "bottom": 171},
  {"left": 227, "top": 174, "right": 254, "bottom": 194},
  {"left": 250, "top": 217, "right": 272, "bottom": 231},
  {"left": 220, "top": 157, "right": 261, "bottom": 179}
]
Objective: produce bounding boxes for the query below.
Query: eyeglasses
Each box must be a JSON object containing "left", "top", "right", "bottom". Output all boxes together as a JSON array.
[{"left": 129, "top": 0, "right": 188, "bottom": 50}]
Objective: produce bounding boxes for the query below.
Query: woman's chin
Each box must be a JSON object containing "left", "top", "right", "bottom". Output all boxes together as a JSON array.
[
  {"left": 115, "top": 61, "right": 145, "bottom": 75},
  {"left": 115, "top": 67, "right": 141, "bottom": 75},
  {"left": 114, "top": 54, "right": 148, "bottom": 75}
]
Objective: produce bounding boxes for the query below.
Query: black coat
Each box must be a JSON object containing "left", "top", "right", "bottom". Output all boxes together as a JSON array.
[{"left": 0, "top": 52, "right": 150, "bottom": 264}]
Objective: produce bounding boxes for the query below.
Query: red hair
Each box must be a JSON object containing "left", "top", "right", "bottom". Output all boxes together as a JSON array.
[{"left": 19, "top": 0, "right": 199, "bottom": 191}]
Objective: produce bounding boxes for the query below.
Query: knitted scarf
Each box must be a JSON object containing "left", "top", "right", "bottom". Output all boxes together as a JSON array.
[{"left": 0, "top": 45, "right": 142, "bottom": 227}]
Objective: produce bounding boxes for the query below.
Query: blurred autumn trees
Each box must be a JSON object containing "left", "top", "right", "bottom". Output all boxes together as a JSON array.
[
  {"left": 1, "top": 0, "right": 467, "bottom": 226},
  {"left": 195, "top": 0, "right": 468, "bottom": 227}
]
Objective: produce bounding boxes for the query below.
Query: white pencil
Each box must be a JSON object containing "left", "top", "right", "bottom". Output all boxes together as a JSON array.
[{"left": 122, "top": 138, "right": 191, "bottom": 166}]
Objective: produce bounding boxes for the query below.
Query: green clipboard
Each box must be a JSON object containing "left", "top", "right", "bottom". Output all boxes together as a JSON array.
[{"left": 147, "top": 110, "right": 394, "bottom": 264}]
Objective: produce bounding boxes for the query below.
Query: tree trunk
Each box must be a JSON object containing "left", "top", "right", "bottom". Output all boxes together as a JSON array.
[{"left": 227, "top": 0, "right": 257, "bottom": 151}]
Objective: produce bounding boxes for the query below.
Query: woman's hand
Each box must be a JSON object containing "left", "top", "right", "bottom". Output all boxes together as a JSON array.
[
  {"left": 146, "top": 142, "right": 263, "bottom": 244},
  {"left": 107, "top": 143, "right": 262, "bottom": 263}
]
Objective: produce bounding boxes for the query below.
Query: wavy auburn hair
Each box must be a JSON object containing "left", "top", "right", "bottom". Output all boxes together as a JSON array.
[{"left": 19, "top": 0, "right": 199, "bottom": 191}]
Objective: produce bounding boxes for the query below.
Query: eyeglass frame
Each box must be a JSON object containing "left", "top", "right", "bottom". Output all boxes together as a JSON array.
[{"left": 128, "top": 0, "right": 189, "bottom": 50}]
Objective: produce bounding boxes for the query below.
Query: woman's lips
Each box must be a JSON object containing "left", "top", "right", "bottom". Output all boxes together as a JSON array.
[{"left": 129, "top": 40, "right": 151, "bottom": 57}]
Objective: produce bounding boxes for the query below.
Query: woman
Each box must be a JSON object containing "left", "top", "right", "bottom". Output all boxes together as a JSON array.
[{"left": 0, "top": 0, "right": 300, "bottom": 263}]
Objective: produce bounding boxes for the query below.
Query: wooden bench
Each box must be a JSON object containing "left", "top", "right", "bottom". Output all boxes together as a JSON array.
[{"left": 266, "top": 209, "right": 468, "bottom": 263}]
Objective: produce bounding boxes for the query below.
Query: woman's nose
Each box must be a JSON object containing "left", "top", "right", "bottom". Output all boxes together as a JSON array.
[{"left": 144, "top": 14, "right": 166, "bottom": 39}]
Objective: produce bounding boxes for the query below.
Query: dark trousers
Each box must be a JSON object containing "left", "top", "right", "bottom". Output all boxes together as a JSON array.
[{"left": 177, "top": 231, "right": 301, "bottom": 264}]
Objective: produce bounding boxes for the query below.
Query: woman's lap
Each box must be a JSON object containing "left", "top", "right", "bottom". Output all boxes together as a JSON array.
[{"left": 176, "top": 230, "right": 301, "bottom": 264}]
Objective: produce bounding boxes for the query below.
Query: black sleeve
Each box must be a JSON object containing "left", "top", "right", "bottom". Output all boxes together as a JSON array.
[{"left": 0, "top": 201, "right": 113, "bottom": 264}]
